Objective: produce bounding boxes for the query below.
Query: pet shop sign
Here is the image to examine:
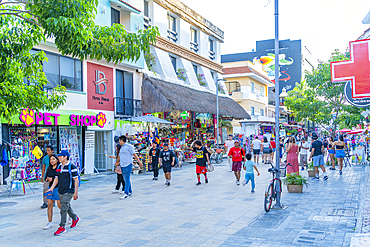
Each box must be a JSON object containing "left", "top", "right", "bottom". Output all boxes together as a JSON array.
[{"left": 19, "top": 108, "right": 106, "bottom": 128}]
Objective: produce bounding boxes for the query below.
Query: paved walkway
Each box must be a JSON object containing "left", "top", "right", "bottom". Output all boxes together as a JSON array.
[{"left": 0, "top": 160, "right": 367, "bottom": 247}]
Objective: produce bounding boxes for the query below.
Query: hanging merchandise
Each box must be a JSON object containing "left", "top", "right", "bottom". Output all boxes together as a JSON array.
[
  {"left": 32, "top": 145, "right": 43, "bottom": 159},
  {"left": 59, "top": 127, "right": 81, "bottom": 170}
]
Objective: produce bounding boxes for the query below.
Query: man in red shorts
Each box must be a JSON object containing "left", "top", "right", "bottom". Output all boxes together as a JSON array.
[
  {"left": 228, "top": 140, "right": 245, "bottom": 185},
  {"left": 191, "top": 140, "right": 210, "bottom": 186}
]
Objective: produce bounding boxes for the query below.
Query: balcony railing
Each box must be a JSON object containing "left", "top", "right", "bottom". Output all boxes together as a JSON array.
[
  {"left": 114, "top": 97, "right": 142, "bottom": 118},
  {"left": 167, "top": 29, "right": 178, "bottom": 42},
  {"left": 190, "top": 41, "right": 198, "bottom": 52},
  {"left": 144, "top": 16, "right": 151, "bottom": 29},
  {"left": 209, "top": 50, "right": 215, "bottom": 60}
]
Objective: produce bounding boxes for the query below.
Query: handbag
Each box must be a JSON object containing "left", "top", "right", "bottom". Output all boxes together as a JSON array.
[{"left": 114, "top": 165, "right": 122, "bottom": 174}]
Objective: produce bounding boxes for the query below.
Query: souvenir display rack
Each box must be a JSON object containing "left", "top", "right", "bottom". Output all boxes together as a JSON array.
[{"left": 59, "top": 127, "right": 81, "bottom": 171}]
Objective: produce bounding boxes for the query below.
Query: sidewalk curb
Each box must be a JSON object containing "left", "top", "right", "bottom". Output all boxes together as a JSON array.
[{"left": 355, "top": 165, "right": 369, "bottom": 234}]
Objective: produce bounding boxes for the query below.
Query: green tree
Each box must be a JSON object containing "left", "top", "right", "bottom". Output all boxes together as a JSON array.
[
  {"left": 284, "top": 49, "right": 366, "bottom": 136},
  {"left": 0, "top": 0, "right": 159, "bottom": 122}
]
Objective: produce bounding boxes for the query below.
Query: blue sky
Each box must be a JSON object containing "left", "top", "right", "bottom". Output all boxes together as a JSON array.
[{"left": 182, "top": 0, "right": 369, "bottom": 63}]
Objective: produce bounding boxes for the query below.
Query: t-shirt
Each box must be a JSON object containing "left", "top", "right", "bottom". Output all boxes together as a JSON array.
[
  {"left": 149, "top": 148, "right": 160, "bottom": 164},
  {"left": 244, "top": 160, "right": 255, "bottom": 174},
  {"left": 45, "top": 165, "right": 58, "bottom": 188},
  {"left": 252, "top": 139, "right": 261, "bottom": 150},
  {"left": 323, "top": 140, "right": 328, "bottom": 148},
  {"left": 270, "top": 141, "right": 276, "bottom": 149},
  {"left": 228, "top": 147, "right": 245, "bottom": 162},
  {"left": 300, "top": 142, "right": 310, "bottom": 155},
  {"left": 159, "top": 150, "right": 175, "bottom": 167},
  {"left": 193, "top": 147, "right": 209, "bottom": 167},
  {"left": 262, "top": 142, "right": 270, "bottom": 148},
  {"left": 56, "top": 162, "right": 78, "bottom": 194},
  {"left": 224, "top": 140, "right": 234, "bottom": 152},
  {"left": 311, "top": 140, "right": 323, "bottom": 157},
  {"left": 42, "top": 155, "right": 50, "bottom": 179},
  {"left": 119, "top": 143, "right": 135, "bottom": 167}
]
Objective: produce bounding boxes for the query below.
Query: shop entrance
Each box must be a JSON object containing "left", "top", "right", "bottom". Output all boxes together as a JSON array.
[{"left": 95, "top": 131, "right": 108, "bottom": 171}]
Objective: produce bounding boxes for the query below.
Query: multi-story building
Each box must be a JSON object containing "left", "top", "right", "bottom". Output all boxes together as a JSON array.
[{"left": 359, "top": 10, "right": 370, "bottom": 39}]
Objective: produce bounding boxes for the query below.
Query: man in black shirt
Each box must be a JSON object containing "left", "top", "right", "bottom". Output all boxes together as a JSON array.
[
  {"left": 149, "top": 142, "right": 161, "bottom": 181},
  {"left": 46, "top": 150, "right": 80, "bottom": 236},
  {"left": 159, "top": 144, "right": 175, "bottom": 186},
  {"left": 309, "top": 132, "right": 328, "bottom": 180},
  {"left": 191, "top": 140, "right": 210, "bottom": 186}
]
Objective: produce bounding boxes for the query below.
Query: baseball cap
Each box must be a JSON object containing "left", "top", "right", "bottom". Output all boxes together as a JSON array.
[
  {"left": 234, "top": 140, "right": 240, "bottom": 143},
  {"left": 57, "top": 150, "right": 70, "bottom": 157},
  {"left": 312, "top": 132, "right": 318, "bottom": 140},
  {"left": 163, "top": 143, "right": 169, "bottom": 146}
]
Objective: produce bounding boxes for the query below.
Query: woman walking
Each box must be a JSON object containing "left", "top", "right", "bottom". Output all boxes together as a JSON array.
[
  {"left": 262, "top": 137, "right": 271, "bottom": 163},
  {"left": 334, "top": 135, "right": 346, "bottom": 175},
  {"left": 286, "top": 137, "right": 299, "bottom": 174},
  {"left": 44, "top": 154, "right": 62, "bottom": 230},
  {"left": 328, "top": 137, "right": 336, "bottom": 170},
  {"left": 110, "top": 144, "right": 125, "bottom": 194}
]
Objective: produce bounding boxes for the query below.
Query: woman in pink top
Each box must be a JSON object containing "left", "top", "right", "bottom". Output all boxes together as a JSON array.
[{"left": 286, "top": 137, "right": 299, "bottom": 174}]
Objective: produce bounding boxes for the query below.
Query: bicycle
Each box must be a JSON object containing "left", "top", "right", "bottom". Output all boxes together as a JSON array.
[
  {"left": 209, "top": 150, "right": 223, "bottom": 164},
  {"left": 264, "top": 162, "right": 291, "bottom": 212}
]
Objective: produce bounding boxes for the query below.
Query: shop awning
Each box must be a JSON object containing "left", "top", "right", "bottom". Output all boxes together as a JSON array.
[{"left": 141, "top": 75, "right": 250, "bottom": 120}]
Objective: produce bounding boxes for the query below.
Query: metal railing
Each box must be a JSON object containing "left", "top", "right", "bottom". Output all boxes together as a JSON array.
[
  {"left": 144, "top": 16, "right": 151, "bottom": 29},
  {"left": 114, "top": 97, "right": 142, "bottom": 118},
  {"left": 209, "top": 50, "right": 215, "bottom": 60},
  {"left": 167, "top": 29, "right": 178, "bottom": 42},
  {"left": 190, "top": 41, "right": 198, "bottom": 52}
]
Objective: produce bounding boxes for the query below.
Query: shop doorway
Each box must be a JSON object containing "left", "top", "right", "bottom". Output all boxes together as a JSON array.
[{"left": 95, "top": 131, "right": 108, "bottom": 171}]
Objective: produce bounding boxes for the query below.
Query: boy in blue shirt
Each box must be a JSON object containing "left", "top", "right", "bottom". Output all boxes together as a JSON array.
[{"left": 243, "top": 153, "right": 260, "bottom": 193}]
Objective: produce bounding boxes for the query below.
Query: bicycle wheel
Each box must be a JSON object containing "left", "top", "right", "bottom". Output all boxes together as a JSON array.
[
  {"left": 216, "top": 154, "right": 222, "bottom": 164},
  {"left": 209, "top": 154, "right": 216, "bottom": 164},
  {"left": 264, "top": 183, "right": 274, "bottom": 212}
]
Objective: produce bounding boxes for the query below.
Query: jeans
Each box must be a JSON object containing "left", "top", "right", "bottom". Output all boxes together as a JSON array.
[
  {"left": 244, "top": 173, "right": 255, "bottom": 190},
  {"left": 43, "top": 181, "right": 49, "bottom": 204},
  {"left": 121, "top": 164, "right": 133, "bottom": 195},
  {"left": 59, "top": 193, "right": 77, "bottom": 227},
  {"left": 152, "top": 162, "right": 159, "bottom": 178},
  {"left": 115, "top": 173, "right": 125, "bottom": 190}
]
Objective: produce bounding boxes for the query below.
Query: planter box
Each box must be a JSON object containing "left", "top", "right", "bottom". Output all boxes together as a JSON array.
[
  {"left": 287, "top": 184, "right": 303, "bottom": 193},
  {"left": 307, "top": 170, "right": 317, "bottom": 177}
]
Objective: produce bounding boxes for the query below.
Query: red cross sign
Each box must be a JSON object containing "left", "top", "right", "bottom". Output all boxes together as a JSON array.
[{"left": 331, "top": 39, "right": 370, "bottom": 98}]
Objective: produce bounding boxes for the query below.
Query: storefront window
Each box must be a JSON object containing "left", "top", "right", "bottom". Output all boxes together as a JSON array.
[{"left": 43, "top": 53, "right": 60, "bottom": 88}]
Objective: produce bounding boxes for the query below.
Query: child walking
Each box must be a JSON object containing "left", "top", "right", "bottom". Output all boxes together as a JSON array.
[{"left": 243, "top": 153, "right": 260, "bottom": 193}]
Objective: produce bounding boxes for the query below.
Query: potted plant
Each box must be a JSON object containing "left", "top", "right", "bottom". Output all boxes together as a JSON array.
[
  {"left": 144, "top": 52, "right": 157, "bottom": 73},
  {"left": 176, "top": 68, "right": 187, "bottom": 82},
  {"left": 307, "top": 161, "right": 316, "bottom": 177},
  {"left": 282, "top": 172, "right": 308, "bottom": 193},
  {"left": 196, "top": 73, "right": 207, "bottom": 86}
]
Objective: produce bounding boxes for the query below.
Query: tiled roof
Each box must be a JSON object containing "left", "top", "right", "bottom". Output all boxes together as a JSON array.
[
  {"left": 119, "top": 0, "right": 141, "bottom": 12},
  {"left": 222, "top": 66, "right": 273, "bottom": 84}
]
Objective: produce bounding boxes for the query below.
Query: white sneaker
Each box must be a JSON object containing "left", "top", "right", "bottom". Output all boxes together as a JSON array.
[
  {"left": 120, "top": 194, "right": 129, "bottom": 200},
  {"left": 119, "top": 191, "right": 125, "bottom": 194},
  {"left": 44, "top": 222, "right": 53, "bottom": 230},
  {"left": 242, "top": 179, "right": 247, "bottom": 186},
  {"left": 236, "top": 180, "right": 240, "bottom": 185},
  {"left": 112, "top": 189, "right": 120, "bottom": 194}
]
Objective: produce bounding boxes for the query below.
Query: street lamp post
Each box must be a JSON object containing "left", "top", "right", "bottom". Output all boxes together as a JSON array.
[{"left": 216, "top": 79, "right": 227, "bottom": 148}]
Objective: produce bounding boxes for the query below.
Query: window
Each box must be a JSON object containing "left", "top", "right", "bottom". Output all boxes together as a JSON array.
[
  {"left": 209, "top": 38, "right": 215, "bottom": 60},
  {"left": 210, "top": 72, "right": 216, "bottom": 83},
  {"left": 261, "top": 109, "right": 264, "bottom": 116},
  {"left": 170, "top": 56, "right": 176, "bottom": 71},
  {"left": 143, "top": 1, "right": 151, "bottom": 29},
  {"left": 190, "top": 28, "right": 198, "bottom": 52},
  {"left": 225, "top": 81, "right": 241, "bottom": 93},
  {"left": 116, "top": 70, "right": 135, "bottom": 116},
  {"left": 193, "top": 65, "right": 197, "bottom": 74},
  {"left": 111, "top": 8, "right": 120, "bottom": 25},
  {"left": 43, "top": 52, "right": 82, "bottom": 91},
  {"left": 260, "top": 86, "right": 265, "bottom": 96},
  {"left": 251, "top": 82, "right": 255, "bottom": 93},
  {"left": 251, "top": 106, "right": 255, "bottom": 116},
  {"left": 167, "top": 14, "right": 177, "bottom": 42}
]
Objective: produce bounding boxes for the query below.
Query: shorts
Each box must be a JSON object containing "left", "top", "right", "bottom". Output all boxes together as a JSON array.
[
  {"left": 253, "top": 149, "right": 260, "bottom": 155},
  {"left": 232, "top": 161, "right": 242, "bottom": 172},
  {"left": 313, "top": 155, "right": 325, "bottom": 167},
  {"left": 272, "top": 148, "right": 276, "bottom": 152},
  {"left": 263, "top": 148, "right": 271, "bottom": 154},
  {"left": 335, "top": 150, "right": 345, "bottom": 159},
  {"left": 196, "top": 165, "right": 207, "bottom": 174},
  {"left": 163, "top": 166, "right": 172, "bottom": 173},
  {"left": 46, "top": 187, "right": 60, "bottom": 201},
  {"left": 328, "top": 149, "right": 335, "bottom": 155}
]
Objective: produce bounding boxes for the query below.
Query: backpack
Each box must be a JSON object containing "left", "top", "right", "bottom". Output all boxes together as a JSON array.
[{"left": 58, "top": 163, "right": 81, "bottom": 189}]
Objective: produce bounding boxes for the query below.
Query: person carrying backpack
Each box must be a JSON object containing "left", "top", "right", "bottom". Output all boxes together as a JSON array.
[{"left": 46, "top": 150, "right": 80, "bottom": 236}]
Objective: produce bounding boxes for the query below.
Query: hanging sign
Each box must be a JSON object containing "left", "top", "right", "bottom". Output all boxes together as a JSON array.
[{"left": 331, "top": 39, "right": 370, "bottom": 106}]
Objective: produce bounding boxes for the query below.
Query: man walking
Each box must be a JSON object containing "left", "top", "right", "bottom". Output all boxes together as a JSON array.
[
  {"left": 149, "top": 142, "right": 161, "bottom": 180},
  {"left": 41, "top": 145, "right": 54, "bottom": 209},
  {"left": 118, "top": 135, "right": 143, "bottom": 199},
  {"left": 309, "top": 132, "right": 328, "bottom": 180},
  {"left": 46, "top": 150, "right": 79, "bottom": 236},
  {"left": 159, "top": 143, "right": 175, "bottom": 186},
  {"left": 299, "top": 138, "right": 309, "bottom": 170},
  {"left": 191, "top": 140, "right": 210, "bottom": 186},
  {"left": 228, "top": 140, "right": 245, "bottom": 185},
  {"left": 224, "top": 135, "right": 234, "bottom": 172},
  {"left": 251, "top": 136, "right": 262, "bottom": 164}
]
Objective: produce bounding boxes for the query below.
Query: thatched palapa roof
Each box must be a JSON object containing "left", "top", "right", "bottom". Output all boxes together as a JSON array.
[{"left": 142, "top": 75, "right": 250, "bottom": 120}]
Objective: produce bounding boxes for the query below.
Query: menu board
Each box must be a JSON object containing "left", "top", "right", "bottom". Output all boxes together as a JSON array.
[{"left": 59, "top": 127, "right": 81, "bottom": 170}]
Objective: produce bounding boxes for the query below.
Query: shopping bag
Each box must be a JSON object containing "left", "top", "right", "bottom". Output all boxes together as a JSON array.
[{"left": 32, "top": 146, "right": 43, "bottom": 159}]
